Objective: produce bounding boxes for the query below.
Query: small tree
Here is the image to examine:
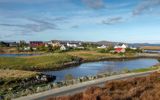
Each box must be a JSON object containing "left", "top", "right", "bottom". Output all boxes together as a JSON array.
[
  {"left": 46, "top": 45, "right": 53, "bottom": 52},
  {"left": 30, "top": 47, "right": 33, "bottom": 52},
  {"left": 37, "top": 45, "right": 46, "bottom": 51},
  {"left": 52, "top": 46, "right": 60, "bottom": 52}
]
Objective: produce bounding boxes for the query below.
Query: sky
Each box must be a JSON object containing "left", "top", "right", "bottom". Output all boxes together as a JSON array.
[{"left": 0, "top": 0, "right": 160, "bottom": 43}]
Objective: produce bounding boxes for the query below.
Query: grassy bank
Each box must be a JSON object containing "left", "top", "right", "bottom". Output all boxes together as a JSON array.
[
  {"left": 66, "top": 51, "right": 136, "bottom": 61},
  {"left": 0, "top": 69, "right": 38, "bottom": 81},
  {"left": 141, "top": 46, "right": 160, "bottom": 50},
  {"left": 130, "top": 65, "right": 160, "bottom": 73},
  {"left": 0, "top": 53, "right": 78, "bottom": 71},
  {"left": 0, "top": 70, "right": 39, "bottom": 97},
  {"left": 0, "top": 51, "right": 138, "bottom": 71}
]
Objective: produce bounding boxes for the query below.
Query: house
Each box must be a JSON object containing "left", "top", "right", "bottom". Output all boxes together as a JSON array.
[
  {"left": 52, "top": 42, "right": 61, "bottom": 47},
  {"left": 44, "top": 43, "right": 49, "bottom": 47},
  {"left": 77, "top": 46, "right": 85, "bottom": 49},
  {"left": 67, "top": 42, "right": 77, "bottom": 48},
  {"left": 114, "top": 44, "right": 127, "bottom": 53},
  {"left": 97, "top": 45, "right": 107, "bottom": 49},
  {"left": 0, "top": 41, "right": 9, "bottom": 47},
  {"left": 114, "top": 44, "right": 127, "bottom": 49},
  {"left": 130, "top": 47, "right": 137, "bottom": 50},
  {"left": 60, "top": 45, "right": 67, "bottom": 51},
  {"left": 5, "top": 42, "right": 18, "bottom": 47},
  {"left": 24, "top": 47, "right": 30, "bottom": 51},
  {"left": 115, "top": 48, "right": 126, "bottom": 53},
  {"left": 48, "top": 40, "right": 61, "bottom": 47},
  {"left": 30, "top": 41, "right": 44, "bottom": 47}
]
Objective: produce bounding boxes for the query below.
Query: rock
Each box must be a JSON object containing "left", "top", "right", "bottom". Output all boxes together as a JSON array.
[
  {"left": 57, "top": 82, "right": 63, "bottom": 87},
  {"left": 36, "top": 75, "right": 40, "bottom": 80},
  {"left": 40, "top": 75, "right": 48, "bottom": 81},
  {"left": 77, "top": 78, "right": 82, "bottom": 83},
  {"left": 73, "top": 79, "right": 80, "bottom": 84},
  {"left": 45, "top": 84, "right": 52, "bottom": 90},
  {"left": 80, "top": 76, "right": 89, "bottom": 82},
  {"left": 24, "top": 89, "right": 32, "bottom": 95},
  {"left": 0, "top": 80, "right": 4, "bottom": 85},
  {"left": 45, "top": 75, "right": 56, "bottom": 82},
  {"left": 39, "top": 74, "right": 56, "bottom": 82},
  {"left": 0, "top": 96, "right": 4, "bottom": 100},
  {"left": 52, "top": 82, "right": 59, "bottom": 88},
  {"left": 36, "top": 87, "right": 42, "bottom": 93},
  {"left": 66, "top": 80, "right": 73, "bottom": 85}
]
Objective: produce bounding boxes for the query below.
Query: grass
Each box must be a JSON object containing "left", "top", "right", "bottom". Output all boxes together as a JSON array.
[
  {"left": 141, "top": 46, "right": 160, "bottom": 50},
  {"left": 0, "top": 53, "right": 77, "bottom": 71},
  {"left": 66, "top": 51, "right": 132, "bottom": 61},
  {"left": 0, "top": 69, "right": 38, "bottom": 81},
  {"left": 0, "top": 70, "right": 39, "bottom": 98},
  {"left": 0, "top": 50, "right": 137, "bottom": 71},
  {"left": 131, "top": 66, "right": 159, "bottom": 73}
]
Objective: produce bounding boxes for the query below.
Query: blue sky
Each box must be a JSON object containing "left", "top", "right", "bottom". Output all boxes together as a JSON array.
[{"left": 0, "top": 0, "right": 160, "bottom": 43}]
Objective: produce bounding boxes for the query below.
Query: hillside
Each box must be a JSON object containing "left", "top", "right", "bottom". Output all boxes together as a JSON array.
[{"left": 47, "top": 72, "right": 160, "bottom": 100}]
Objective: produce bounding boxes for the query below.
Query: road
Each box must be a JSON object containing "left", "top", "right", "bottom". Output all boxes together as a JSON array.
[{"left": 14, "top": 70, "right": 158, "bottom": 100}]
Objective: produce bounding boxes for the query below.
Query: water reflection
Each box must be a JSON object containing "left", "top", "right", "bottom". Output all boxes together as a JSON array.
[{"left": 43, "top": 58, "right": 159, "bottom": 81}]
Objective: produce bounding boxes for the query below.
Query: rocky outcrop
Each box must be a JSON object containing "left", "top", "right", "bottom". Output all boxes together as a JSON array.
[{"left": 0, "top": 74, "right": 56, "bottom": 100}]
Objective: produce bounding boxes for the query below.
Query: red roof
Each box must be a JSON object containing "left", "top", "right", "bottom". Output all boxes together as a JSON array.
[
  {"left": 115, "top": 48, "right": 123, "bottom": 53},
  {"left": 30, "top": 41, "right": 44, "bottom": 47}
]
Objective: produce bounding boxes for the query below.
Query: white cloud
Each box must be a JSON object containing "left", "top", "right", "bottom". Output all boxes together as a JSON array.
[{"left": 133, "top": 0, "right": 160, "bottom": 15}]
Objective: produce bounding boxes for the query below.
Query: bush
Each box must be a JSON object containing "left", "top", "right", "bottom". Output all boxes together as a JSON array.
[{"left": 97, "top": 49, "right": 109, "bottom": 53}]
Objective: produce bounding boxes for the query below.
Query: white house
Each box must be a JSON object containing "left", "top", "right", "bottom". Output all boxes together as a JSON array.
[
  {"left": 77, "top": 46, "right": 85, "bottom": 49},
  {"left": 24, "top": 47, "right": 30, "bottom": 51},
  {"left": 60, "top": 45, "right": 67, "bottom": 51},
  {"left": 114, "top": 44, "right": 127, "bottom": 49},
  {"left": 130, "top": 47, "right": 137, "bottom": 50},
  {"left": 97, "top": 45, "right": 107, "bottom": 49},
  {"left": 67, "top": 43, "right": 77, "bottom": 48},
  {"left": 114, "top": 44, "right": 127, "bottom": 53}
]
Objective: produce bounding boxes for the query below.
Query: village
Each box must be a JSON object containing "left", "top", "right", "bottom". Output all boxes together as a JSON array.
[{"left": 0, "top": 40, "right": 139, "bottom": 54}]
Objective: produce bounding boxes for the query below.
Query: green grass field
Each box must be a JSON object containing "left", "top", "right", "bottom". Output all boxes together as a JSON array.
[
  {"left": 0, "top": 69, "right": 38, "bottom": 81},
  {"left": 66, "top": 51, "right": 136, "bottom": 61},
  {"left": 0, "top": 53, "right": 77, "bottom": 71},
  {"left": 131, "top": 66, "right": 160, "bottom": 73},
  {"left": 0, "top": 50, "right": 158, "bottom": 71}
]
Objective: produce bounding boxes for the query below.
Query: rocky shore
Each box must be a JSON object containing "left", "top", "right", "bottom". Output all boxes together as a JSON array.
[
  {"left": 11, "top": 71, "right": 125, "bottom": 100},
  {"left": 0, "top": 74, "right": 56, "bottom": 100},
  {"left": 2, "top": 64, "right": 160, "bottom": 100}
]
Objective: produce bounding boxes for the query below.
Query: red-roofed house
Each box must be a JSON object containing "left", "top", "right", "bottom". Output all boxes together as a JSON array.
[
  {"left": 30, "top": 41, "right": 44, "bottom": 47},
  {"left": 114, "top": 44, "right": 127, "bottom": 53},
  {"left": 115, "top": 48, "right": 125, "bottom": 53}
]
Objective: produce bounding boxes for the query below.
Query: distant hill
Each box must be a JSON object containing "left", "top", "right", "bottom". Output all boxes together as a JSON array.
[
  {"left": 96, "top": 41, "right": 160, "bottom": 47},
  {"left": 96, "top": 41, "right": 123, "bottom": 46},
  {"left": 128, "top": 43, "right": 160, "bottom": 47}
]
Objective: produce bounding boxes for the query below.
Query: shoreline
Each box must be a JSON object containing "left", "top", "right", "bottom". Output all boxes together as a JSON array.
[
  {"left": 0, "top": 52, "right": 44, "bottom": 55},
  {"left": 0, "top": 54, "right": 159, "bottom": 99},
  {"left": 38, "top": 54, "right": 160, "bottom": 72},
  {"left": 2, "top": 53, "right": 160, "bottom": 72},
  {"left": 14, "top": 70, "right": 160, "bottom": 100}
]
